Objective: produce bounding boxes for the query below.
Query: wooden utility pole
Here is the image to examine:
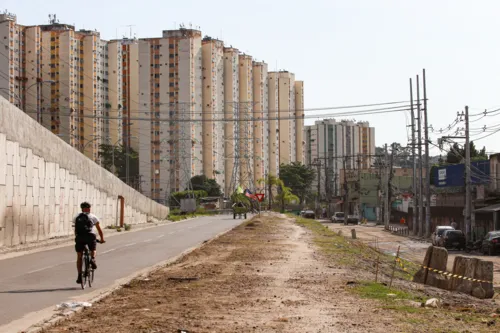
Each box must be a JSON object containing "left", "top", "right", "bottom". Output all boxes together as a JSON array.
[
  {"left": 423, "top": 69, "right": 431, "bottom": 238},
  {"left": 410, "top": 78, "right": 417, "bottom": 236}
]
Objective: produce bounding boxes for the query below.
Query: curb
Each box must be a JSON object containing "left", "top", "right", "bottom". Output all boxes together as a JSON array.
[{"left": 17, "top": 216, "right": 252, "bottom": 333}]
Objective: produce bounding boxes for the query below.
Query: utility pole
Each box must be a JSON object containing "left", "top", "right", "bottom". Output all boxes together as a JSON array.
[
  {"left": 343, "top": 157, "right": 349, "bottom": 219},
  {"left": 384, "top": 143, "right": 390, "bottom": 228},
  {"left": 357, "top": 153, "right": 362, "bottom": 217},
  {"left": 410, "top": 78, "right": 417, "bottom": 236},
  {"left": 423, "top": 69, "right": 431, "bottom": 238},
  {"left": 312, "top": 159, "right": 322, "bottom": 213},
  {"left": 416, "top": 75, "right": 424, "bottom": 237},
  {"left": 325, "top": 158, "right": 330, "bottom": 216},
  {"left": 465, "top": 106, "right": 472, "bottom": 241}
]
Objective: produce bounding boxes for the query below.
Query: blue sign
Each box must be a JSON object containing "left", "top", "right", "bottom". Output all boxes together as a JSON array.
[{"left": 433, "top": 161, "right": 490, "bottom": 187}]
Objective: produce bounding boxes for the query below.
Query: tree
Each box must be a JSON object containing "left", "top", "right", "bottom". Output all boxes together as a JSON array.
[
  {"left": 98, "top": 144, "right": 140, "bottom": 188},
  {"left": 279, "top": 162, "right": 316, "bottom": 205},
  {"left": 189, "top": 175, "right": 222, "bottom": 197},
  {"left": 275, "top": 179, "right": 299, "bottom": 213},
  {"left": 446, "top": 141, "right": 487, "bottom": 164},
  {"left": 257, "top": 174, "right": 281, "bottom": 210}
]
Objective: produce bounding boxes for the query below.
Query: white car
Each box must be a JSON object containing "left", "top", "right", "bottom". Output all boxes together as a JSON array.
[
  {"left": 432, "top": 226, "right": 454, "bottom": 246},
  {"left": 331, "top": 212, "right": 345, "bottom": 223}
]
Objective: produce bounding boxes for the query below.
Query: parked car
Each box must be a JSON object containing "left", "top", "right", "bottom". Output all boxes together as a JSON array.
[
  {"left": 440, "top": 230, "right": 466, "bottom": 250},
  {"left": 345, "top": 215, "right": 359, "bottom": 225},
  {"left": 331, "top": 212, "right": 345, "bottom": 223},
  {"left": 432, "top": 226, "right": 454, "bottom": 246},
  {"left": 302, "top": 210, "right": 315, "bottom": 219},
  {"left": 481, "top": 231, "right": 500, "bottom": 255}
]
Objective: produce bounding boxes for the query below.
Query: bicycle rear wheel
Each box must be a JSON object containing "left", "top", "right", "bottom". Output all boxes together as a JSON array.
[{"left": 81, "top": 254, "right": 89, "bottom": 289}]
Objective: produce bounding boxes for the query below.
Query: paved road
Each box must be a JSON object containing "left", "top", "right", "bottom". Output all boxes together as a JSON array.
[{"left": 0, "top": 215, "right": 245, "bottom": 329}]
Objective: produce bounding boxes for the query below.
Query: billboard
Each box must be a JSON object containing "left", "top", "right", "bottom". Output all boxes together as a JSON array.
[{"left": 433, "top": 160, "right": 490, "bottom": 187}]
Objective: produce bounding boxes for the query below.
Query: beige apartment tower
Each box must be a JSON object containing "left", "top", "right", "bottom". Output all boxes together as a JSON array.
[
  {"left": 267, "top": 72, "right": 279, "bottom": 177},
  {"left": 252, "top": 61, "right": 268, "bottom": 186},
  {"left": 223, "top": 47, "right": 239, "bottom": 196},
  {"left": 201, "top": 37, "right": 224, "bottom": 188},
  {"left": 238, "top": 54, "right": 253, "bottom": 189},
  {"left": 295, "top": 81, "right": 305, "bottom": 164},
  {"left": 138, "top": 29, "right": 202, "bottom": 203}
]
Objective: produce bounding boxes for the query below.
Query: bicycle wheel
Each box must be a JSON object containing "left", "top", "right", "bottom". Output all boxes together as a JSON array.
[
  {"left": 81, "top": 254, "right": 88, "bottom": 289},
  {"left": 88, "top": 261, "right": 94, "bottom": 288}
]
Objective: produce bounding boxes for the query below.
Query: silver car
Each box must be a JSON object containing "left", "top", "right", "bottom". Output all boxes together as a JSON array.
[{"left": 331, "top": 212, "right": 345, "bottom": 223}]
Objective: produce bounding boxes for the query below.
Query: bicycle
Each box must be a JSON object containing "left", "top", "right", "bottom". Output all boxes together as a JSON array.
[{"left": 80, "top": 240, "right": 102, "bottom": 290}]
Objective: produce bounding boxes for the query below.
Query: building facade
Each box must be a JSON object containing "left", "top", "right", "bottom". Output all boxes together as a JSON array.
[
  {"left": 222, "top": 47, "right": 239, "bottom": 195},
  {"left": 252, "top": 61, "right": 268, "bottom": 186},
  {"left": 0, "top": 13, "right": 307, "bottom": 204},
  {"left": 201, "top": 37, "right": 224, "bottom": 187},
  {"left": 304, "top": 119, "right": 376, "bottom": 199},
  {"left": 138, "top": 28, "right": 203, "bottom": 203}
]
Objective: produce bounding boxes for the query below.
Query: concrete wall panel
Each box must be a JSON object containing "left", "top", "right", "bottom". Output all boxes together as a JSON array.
[{"left": 0, "top": 98, "right": 169, "bottom": 247}]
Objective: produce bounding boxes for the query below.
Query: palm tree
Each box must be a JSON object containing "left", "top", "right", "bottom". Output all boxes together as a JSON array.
[
  {"left": 258, "top": 174, "right": 282, "bottom": 210},
  {"left": 275, "top": 180, "right": 299, "bottom": 213}
]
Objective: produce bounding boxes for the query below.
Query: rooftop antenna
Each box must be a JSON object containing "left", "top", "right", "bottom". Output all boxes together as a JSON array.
[{"left": 124, "top": 25, "right": 135, "bottom": 39}]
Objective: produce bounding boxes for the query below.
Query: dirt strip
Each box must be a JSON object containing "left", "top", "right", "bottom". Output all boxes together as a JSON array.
[{"left": 43, "top": 214, "right": 498, "bottom": 333}]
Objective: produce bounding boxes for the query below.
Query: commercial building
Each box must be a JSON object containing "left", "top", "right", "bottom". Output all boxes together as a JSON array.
[{"left": 304, "top": 119, "right": 376, "bottom": 199}]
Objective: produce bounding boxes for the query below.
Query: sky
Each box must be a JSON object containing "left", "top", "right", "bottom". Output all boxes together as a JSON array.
[{"left": 3, "top": 0, "right": 500, "bottom": 156}]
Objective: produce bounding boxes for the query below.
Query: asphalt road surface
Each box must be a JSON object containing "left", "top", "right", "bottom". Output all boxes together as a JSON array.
[{"left": 0, "top": 215, "right": 245, "bottom": 329}]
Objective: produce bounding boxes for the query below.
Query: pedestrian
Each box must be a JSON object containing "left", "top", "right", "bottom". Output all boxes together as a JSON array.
[
  {"left": 450, "top": 218, "right": 458, "bottom": 230},
  {"left": 400, "top": 217, "right": 406, "bottom": 225},
  {"left": 322, "top": 207, "right": 327, "bottom": 218}
]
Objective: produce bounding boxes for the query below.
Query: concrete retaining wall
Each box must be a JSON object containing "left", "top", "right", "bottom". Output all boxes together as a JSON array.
[{"left": 0, "top": 97, "right": 169, "bottom": 247}]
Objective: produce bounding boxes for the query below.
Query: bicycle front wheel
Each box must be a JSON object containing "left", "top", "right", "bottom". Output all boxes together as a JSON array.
[{"left": 88, "top": 265, "right": 94, "bottom": 288}]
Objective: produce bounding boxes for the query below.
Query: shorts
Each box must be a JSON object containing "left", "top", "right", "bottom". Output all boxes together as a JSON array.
[{"left": 75, "top": 233, "right": 97, "bottom": 253}]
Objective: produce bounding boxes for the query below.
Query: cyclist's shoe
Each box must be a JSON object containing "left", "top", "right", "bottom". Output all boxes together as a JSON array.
[
  {"left": 91, "top": 259, "right": 97, "bottom": 270},
  {"left": 76, "top": 275, "right": 82, "bottom": 284}
]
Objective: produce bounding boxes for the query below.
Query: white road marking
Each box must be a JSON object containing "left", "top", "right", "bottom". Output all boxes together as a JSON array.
[
  {"left": 168, "top": 231, "right": 176, "bottom": 235},
  {"left": 156, "top": 234, "right": 164, "bottom": 239},
  {"left": 101, "top": 248, "right": 117, "bottom": 254},
  {"left": 26, "top": 262, "right": 71, "bottom": 274},
  {"left": 144, "top": 239, "right": 152, "bottom": 243},
  {"left": 124, "top": 242, "right": 137, "bottom": 247}
]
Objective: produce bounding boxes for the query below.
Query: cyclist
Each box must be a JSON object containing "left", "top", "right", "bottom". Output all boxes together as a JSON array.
[{"left": 74, "top": 202, "right": 105, "bottom": 284}]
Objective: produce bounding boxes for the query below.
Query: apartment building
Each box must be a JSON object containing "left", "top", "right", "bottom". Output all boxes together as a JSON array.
[
  {"left": 295, "top": 81, "right": 304, "bottom": 164},
  {"left": 304, "top": 119, "right": 376, "bottom": 199},
  {"left": 238, "top": 54, "right": 253, "bottom": 189},
  {"left": 252, "top": 61, "right": 268, "bottom": 186},
  {"left": 267, "top": 71, "right": 279, "bottom": 177},
  {"left": 223, "top": 47, "right": 239, "bottom": 196},
  {"left": 107, "top": 38, "right": 140, "bottom": 152},
  {"left": 138, "top": 28, "right": 203, "bottom": 203},
  {"left": 0, "top": 14, "right": 123, "bottom": 161},
  {"left": 201, "top": 37, "right": 224, "bottom": 187}
]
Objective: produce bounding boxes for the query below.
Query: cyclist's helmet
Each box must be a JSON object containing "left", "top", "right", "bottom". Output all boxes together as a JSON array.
[{"left": 80, "top": 202, "right": 91, "bottom": 209}]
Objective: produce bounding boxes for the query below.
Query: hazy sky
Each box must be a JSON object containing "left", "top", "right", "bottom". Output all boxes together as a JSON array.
[{"left": 4, "top": 0, "right": 500, "bottom": 156}]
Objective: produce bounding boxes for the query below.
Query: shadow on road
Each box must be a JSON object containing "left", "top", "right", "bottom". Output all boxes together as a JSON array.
[{"left": 0, "top": 287, "right": 80, "bottom": 294}]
